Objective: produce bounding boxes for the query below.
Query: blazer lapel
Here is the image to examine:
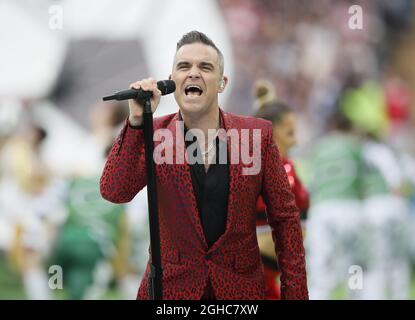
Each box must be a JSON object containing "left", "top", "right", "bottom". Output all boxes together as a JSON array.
[
  {"left": 166, "top": 112, "right": 209, "bottom": 250},
  {"left": 164, "top": 109, "right": 243, "bottom": 253},
  {"left": 208, "top": 109, "right": 240, "bottom": 253}
]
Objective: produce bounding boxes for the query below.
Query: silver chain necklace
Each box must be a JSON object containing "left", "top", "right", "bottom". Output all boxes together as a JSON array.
[{"left": 200, "top": 129, "right": 220, "bottom": 156}]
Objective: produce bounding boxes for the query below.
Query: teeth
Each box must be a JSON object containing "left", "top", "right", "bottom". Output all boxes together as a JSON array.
[
  {"left": 184, "top": 84, "right": 203, "bottom": 96},
  {"left": 185, "top": 85, "right": 202, "bottom": 90}
]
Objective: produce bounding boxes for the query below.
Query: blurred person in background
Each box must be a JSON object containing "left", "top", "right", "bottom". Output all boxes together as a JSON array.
[
  {"left": 0, "top": 121, "right": 66, "bottom": 299},
  {"left": 49, "top": 101, "right": 141, "bottom": 299},
  {"left": 341, "top": 81, "right": 411, "bottom": 299},
  {"left": 253, "top": 79, "right": 309, "bottom": 300},
  {"left": 359, "top": 132, "right": 411, "bottom": 299},
  {"left": 306, "top": 107, "right": 366, "bottom": 300},
  {"left": 49, "top": 168, "right": 126, "bottom": 300}
]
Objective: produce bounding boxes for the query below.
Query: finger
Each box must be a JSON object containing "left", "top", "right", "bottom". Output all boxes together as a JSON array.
[
  {"left": 129, "top": 81, "right": 141, "bottom": 90},
  {"left": 145, "top": 83, "right": 159, "bottom": 93},
  {"left": 153, "top": 88, "right": 162, "bottom": 97},
  {"left": 140, "top": 79, "right": 153, "bottom": 91}
]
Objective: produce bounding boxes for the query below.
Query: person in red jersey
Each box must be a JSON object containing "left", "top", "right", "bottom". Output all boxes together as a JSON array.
[
  {"left": 254, "top": 80, "right": 309, "bottom": 300},
  {"left": 100, "top": 31, "right": 308, "bottom": 300}
]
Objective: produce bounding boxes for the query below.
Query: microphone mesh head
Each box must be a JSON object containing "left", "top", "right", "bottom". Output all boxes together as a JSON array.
[{"left": 158, "top": 80, "right": 176, "bottom": 95}]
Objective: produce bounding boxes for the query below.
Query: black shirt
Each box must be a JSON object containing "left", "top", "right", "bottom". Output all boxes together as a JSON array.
[
  {"left": 184, "top": 127, "right": 230, "bottom": 248},
  {"left": 129, "top": 118, "right": 230, "bottom": 249}
]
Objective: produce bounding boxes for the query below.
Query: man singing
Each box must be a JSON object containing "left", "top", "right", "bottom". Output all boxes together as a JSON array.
[{"left": 100, "top": 31, "right": 308, "bottom": 300}]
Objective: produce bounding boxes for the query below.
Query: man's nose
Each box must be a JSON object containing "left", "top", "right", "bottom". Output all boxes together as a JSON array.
[{"left": 188, "top": 67, "right": 201, "bottom": 79}]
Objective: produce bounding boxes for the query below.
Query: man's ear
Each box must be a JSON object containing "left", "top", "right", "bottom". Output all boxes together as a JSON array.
[{"left": 218, "top": 76, "right": 228, "bottom": 93}]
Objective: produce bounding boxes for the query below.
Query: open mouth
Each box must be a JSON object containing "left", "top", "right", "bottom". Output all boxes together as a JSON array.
[{"left": 184, "top": 84, "right": 203, "bottom": 96}]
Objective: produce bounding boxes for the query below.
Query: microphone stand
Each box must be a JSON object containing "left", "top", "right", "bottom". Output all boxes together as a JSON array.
[{"left": 142, "top": 98, "right": 163, "bottom": 300}]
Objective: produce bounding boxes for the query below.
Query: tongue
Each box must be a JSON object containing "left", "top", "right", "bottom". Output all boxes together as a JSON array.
[{"left": 187, "top": 91, "right": 200, "bottom": 96}]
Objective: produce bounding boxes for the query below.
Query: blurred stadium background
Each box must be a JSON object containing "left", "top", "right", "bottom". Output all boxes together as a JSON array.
[{"left": 1, "top": 0, "right": 415, "bottom": 299}]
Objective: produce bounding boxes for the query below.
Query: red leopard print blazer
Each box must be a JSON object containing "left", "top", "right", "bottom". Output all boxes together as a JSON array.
[{"left": 100, "top": 109, "right": 308, "bottom": 300}]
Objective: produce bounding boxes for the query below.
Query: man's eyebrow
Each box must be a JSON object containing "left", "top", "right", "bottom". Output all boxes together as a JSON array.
[
  {"left": 176, "top": 61, "right": 191, "bottom": 68},
  {"left": 175, "top": 61, "right": 215, "bottom": 69},
  {"left": 199, "top": 62, "right": 214, "bottom": 69}
]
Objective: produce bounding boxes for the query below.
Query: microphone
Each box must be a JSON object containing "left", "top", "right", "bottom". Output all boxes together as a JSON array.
[{"left": 103, "top": 80, "right": 176, "bottom": 101}]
